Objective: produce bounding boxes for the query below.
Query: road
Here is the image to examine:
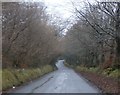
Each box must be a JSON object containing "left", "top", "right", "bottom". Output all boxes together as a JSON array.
[{"left": 8, "top": 60, "right": 100, "bottom": 93}]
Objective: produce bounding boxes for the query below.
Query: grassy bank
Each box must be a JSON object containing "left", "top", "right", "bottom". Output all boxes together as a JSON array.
[
  {"left": 75, "top": 66, "right": 120, "bottom": 78},
  {"left": 75, "top": 66, "right": 119, "bottom": 93},
  {"left": 65, "top": 62, "right": 120, "bottom": 78},
  {"left": 65, "top": 64, "right": 119, "bottom": 93},
  {"left": 2, "top": 65, "right": 54, "bottom": 91}
]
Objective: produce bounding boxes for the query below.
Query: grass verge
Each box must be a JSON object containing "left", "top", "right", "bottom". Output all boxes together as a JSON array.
[
  {"left": 75, "top": 65, "right": 119, "bottom": 93},
  {"left": 75, "top": 66, "right": 120, "bottom": 79},
  {"left": 65, "top": 63, "right": 119, "bottom": 93},
  {"left": 2, "top": 65, "right": 54, "bottom": 91}
]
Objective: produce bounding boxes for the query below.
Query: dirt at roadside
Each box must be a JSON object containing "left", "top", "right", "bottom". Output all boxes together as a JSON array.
[{"left": 77, "top": 71, "right": 119, "bottom": 94}]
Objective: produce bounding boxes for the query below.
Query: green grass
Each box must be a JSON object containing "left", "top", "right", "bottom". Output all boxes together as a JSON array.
[{"left": 2, "top": 65, "right": 54, "bottom": 91}]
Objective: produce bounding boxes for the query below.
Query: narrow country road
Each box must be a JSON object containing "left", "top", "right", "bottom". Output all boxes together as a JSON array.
[{"left": 8, "top": 60, "right": 100, "bottom": 93}]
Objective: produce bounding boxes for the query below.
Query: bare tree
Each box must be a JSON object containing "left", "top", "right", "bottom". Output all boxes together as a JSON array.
[
  {"left": 2, "top": 2, "right": 61, "bottom": 68},
  {"left": 63, "top": 1, "right": 120, "bottom": 68}
]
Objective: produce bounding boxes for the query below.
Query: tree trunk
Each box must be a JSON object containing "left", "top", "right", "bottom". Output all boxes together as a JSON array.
[{"left": 115, "top": 3, "right": 120, "bottom": 65}]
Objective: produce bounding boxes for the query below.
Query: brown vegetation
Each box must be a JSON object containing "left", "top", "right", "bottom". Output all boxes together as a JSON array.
[
  {"left": 2, "top": 2, "right": 62, "bottom": 69},
  {"left": 77, "top": 71, "right": 119, "bottom": 93},
  {"left": 64, "top": 2, "right": 120, "bottom": 70}
]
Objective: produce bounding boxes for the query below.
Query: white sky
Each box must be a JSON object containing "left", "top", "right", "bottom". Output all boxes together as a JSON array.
[
  {"left": 38, "top": 0, "right": 95, "bottom": 35},
  {"left": 38, "top": 0, "right": 83, "bottom": 35},
  {"left": 43, "top": 0, "right": 84, "bottom": 20},
  {"left": 22, "top": 0, "right": 95, "bottom": 22},
  {"left": 22, "top": 0, "right": 96, "bottom": 34},
  {"left": 42, "top": 0, "right": 96, "bottom": 19},
  {"left": 44, "top": 0, "right": 75, "bottom": 19}
]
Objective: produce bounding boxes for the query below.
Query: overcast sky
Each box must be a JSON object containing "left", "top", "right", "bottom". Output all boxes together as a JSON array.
[
  {"left": 38, "top": 0, "right": 95, "bottom": 35},
  {"left": 22, "top": 0, "right": 95, "bottom": 24},
  {"left": 22, "top": 0, "right": 95, "bottom": 34},
  {"left": 43, "top": 0, "right": 85, "bottom": 20},
  {"left": 42, "top": 0, "right": 96, "bottom": 19}
]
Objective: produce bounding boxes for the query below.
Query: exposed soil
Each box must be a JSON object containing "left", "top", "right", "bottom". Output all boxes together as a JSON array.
[{"left": 77, "top": 71, "right": 119, "bottom": 94}]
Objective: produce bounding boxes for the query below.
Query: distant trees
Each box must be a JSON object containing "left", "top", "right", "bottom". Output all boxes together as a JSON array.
[
  {"left": 2, "top": 2, "right": 120, "bottom": 69},
  {"left": 64, "top": 2, "right": 120, "bottom": 68},
  {"left": 2, "top": 2, "right": 61, "bottom": 68}
]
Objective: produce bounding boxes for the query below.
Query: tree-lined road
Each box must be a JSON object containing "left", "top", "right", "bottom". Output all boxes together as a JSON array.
[{"left": 9, "top": 60, "right": 100, "bottom": 93}]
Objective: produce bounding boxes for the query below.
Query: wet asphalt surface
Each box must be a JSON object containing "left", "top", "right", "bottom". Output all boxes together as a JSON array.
[{"left": 8, "top": 60, "right": 100, "bottom": 93}]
